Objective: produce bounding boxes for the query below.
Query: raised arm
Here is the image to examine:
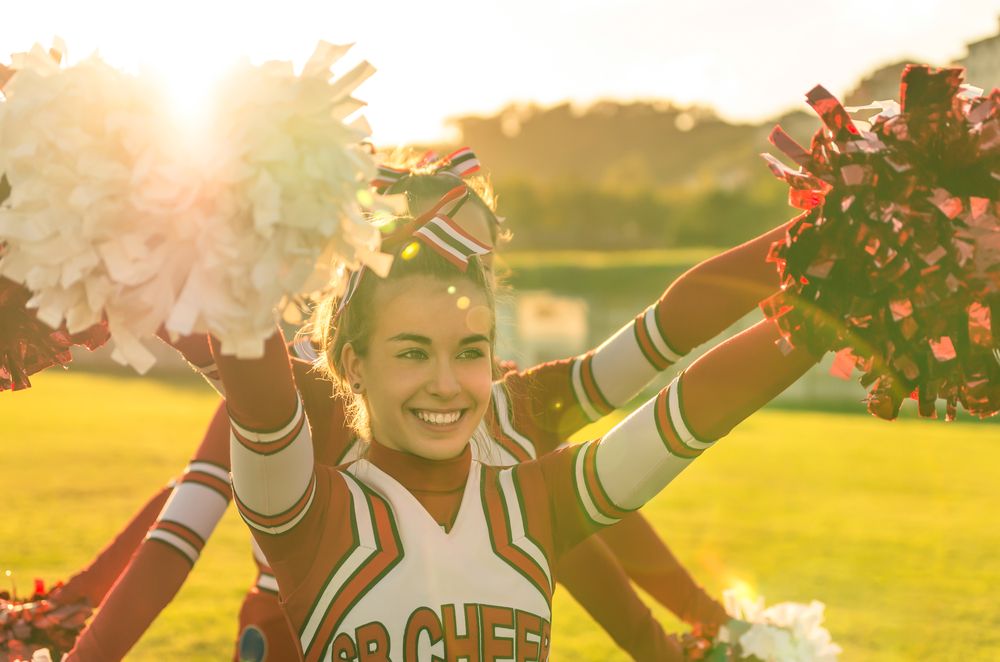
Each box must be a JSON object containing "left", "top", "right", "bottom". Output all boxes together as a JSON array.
[
  {"left": 531, "top": 318, "right": 821, "bottom": 556},
  {"left": 501, "top": 220, "right": 789, "bottom": 453},
  {"left": 210, "top": 328, "right": 324, "bottom": 591},
  {"left": 495, "top": 224, "right": 788, "bottom": 628},
  {"left": 64, "top": 405, "right": 233, "bottom": 662}
]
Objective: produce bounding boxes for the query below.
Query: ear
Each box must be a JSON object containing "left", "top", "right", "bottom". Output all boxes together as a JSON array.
[{"left": 340, "top": 342, "right": 365, "bottom": 388}]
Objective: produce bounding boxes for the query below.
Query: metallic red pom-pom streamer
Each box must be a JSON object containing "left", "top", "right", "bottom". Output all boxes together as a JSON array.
[
  {"left": 0, "top": 276, "right": 109, "bottom": 392},
  {"left": 761, "top": 65, "right": 1000, "bottom": 420}
]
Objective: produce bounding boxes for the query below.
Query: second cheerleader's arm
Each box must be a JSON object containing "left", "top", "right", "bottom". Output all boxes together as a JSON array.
[
  {"left": 51, "top": 484, "right": 173, "bottom": 609},
  {"left": 64, "top": 405, "right": 234, "bottom": 662}
]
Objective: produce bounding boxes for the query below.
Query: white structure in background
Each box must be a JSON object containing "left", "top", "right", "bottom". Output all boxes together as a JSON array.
[
  {"left": 515, "top": 291, "right": 589, "bottom": 367},
  {"left": 955, "top": 18, "right": 1000, "bottom": 87}
]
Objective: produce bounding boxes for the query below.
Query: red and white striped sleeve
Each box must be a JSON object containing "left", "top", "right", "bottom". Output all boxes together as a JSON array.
[
  {"left": 215, "top": 330, "right": 318, "bottom": 541},
  {"left": 229, "top": 397, "right": 317, "bottom": 536},
  {"left": 529, "top": 318, "right": 820, "bottom": 553},
  {"left": 64, "top": 404, "right": 233, "bottom": 662},
  {"left": 495, "top": 307, "right": 685, "bottom": 455},
  {"left": 498, "top": 221, "right": 789, "bottom": 455}
]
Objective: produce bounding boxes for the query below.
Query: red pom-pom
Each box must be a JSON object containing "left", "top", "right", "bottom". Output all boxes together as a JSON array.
[
  {"left": 0, "top": 276, "right": 109, "bottom": 392},
  {"left": 0, "top": 578, "right": 91, "bottom": 659},
  {"left": 761, "top": 65, "right": 1000, "bottom": 420}
]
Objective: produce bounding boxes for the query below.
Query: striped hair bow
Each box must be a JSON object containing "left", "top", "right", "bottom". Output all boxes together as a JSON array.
[
  {"left": 371, "top": 147, "right": 482, "bottom": 193},
  {"left": 334, "top": 185, "right": 492, "bottom": 318},
  {"left": 408, "top": 184, "right": 491, "bottom": 271}
]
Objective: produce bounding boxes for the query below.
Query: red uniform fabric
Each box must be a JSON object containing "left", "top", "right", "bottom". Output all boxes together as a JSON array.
[{"left": 222, "top": 319, "right": 819, "bottom": 660}]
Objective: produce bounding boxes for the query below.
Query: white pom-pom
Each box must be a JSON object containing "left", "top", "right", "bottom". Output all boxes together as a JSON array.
[
  {"left": 722, "top": 589, "right": 842, "bottom": 662},
  {"left": 0, "top": 41, "right": 387, "bottom": 367},
  {"left": 0, "top": 42, "right": 202, "bottom": 372},
  {"left": 163, "top": 41, "right": 384, "bottom": 358}
]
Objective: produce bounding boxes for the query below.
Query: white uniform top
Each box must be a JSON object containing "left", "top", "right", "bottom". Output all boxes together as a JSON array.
[{"left": 307, "top": 459, "right": 552, "bottom": 661}]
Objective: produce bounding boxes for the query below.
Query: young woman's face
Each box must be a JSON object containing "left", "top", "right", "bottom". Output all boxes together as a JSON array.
[{"left": 343, "top": 274, "right": 494, "bottom": 460}]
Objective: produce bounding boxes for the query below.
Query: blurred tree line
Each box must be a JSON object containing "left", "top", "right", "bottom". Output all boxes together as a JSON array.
[{"left": 435, "top": 100, "right": 822, "bottom": 250}]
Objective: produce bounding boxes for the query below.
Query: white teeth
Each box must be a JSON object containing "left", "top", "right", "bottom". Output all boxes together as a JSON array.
[{"left": 415, "top": 410, "right": 462, "bottom": 425}]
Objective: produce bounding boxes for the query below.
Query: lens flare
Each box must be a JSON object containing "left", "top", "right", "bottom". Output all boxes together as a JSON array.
[{"left": 401, "top": 242, "right": 421, "bottom": 260}]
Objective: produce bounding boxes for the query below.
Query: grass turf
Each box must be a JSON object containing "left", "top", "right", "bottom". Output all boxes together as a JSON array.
[{"left": 2, "top": 370, "right": 998, "bottom": 660}]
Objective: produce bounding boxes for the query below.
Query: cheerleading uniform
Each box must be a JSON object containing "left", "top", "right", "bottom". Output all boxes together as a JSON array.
[
  {"left": 223, "top": 314, "right": 818, "bottom": 662},
  {"left": 63, "top": 223, "right": 787, "bottom": 660}
]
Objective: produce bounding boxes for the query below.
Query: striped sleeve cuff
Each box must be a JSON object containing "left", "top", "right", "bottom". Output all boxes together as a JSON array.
[
  {"left": 569, "top": 305, "right": 687, "bottom": 422},
  {"left": 572, "top": 439, "right": 637, "bottom": 528},
  {"left": 633, "top": 305, "right": 684, "bottom": 370},
  {"left": 587, "top": 375, "right": 715, "bottom": 512},
  {"left": 229, "top": 398, "right": 317, "bottom": 536},
  {"left": 146, "top": 461, "right": 232, "bottom": 564}
]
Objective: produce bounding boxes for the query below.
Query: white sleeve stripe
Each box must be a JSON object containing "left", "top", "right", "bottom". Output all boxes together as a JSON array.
[
  {"left": 667, "top": 379, "right": 712, "bottom": 450},
  {"left": 570, "top": 359, "right": 602, "bottom": 422},
  {"left": 594, "top": 397, "right": 709, "bottom": 511},
  {"left": 185, "top": 461, "right": 231, "bottom": 483},
  {"left": 230, "top": 396, "right": 315, "bottom": 530},
  {"left": 573, "top": 442, "right": 619, "bottom": 526},
  {"left": 256, "top": 573, "right": 279, "bottom": 593},
  {"left": 157, "top": 483, "right": 229, "bottom": 540},
  {"left": 147, "top": 530, "right": 200, "bottom": 564},
  {"left": 644, "top": 307, "right": 684, "bottom": 364},
  {"left": 230, "top": 398, "right": 304, "bottom": 443},
  {"left": 250, "top": 535, "right": 270, "bottom": 567},
  {"left": 236, "top": 481, "right": 316, "bottom": 535}
]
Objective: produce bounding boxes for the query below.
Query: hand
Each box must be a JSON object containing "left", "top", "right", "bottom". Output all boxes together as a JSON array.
[{"left": 683, "top": 589, "right": 729, "bottom": 629}]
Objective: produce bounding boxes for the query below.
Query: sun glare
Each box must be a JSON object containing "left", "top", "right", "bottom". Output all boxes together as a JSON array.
[
  {"left": 728, "top": 578, "right": 757, "bottom": 603},
  {"left": 144, "top": 53, "right": 238, "bottom": 127}
]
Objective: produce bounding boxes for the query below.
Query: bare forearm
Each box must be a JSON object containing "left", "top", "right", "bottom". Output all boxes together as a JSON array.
[
  {"left": 658, "top": 221, "right": 789, "bottom": 355},
  {"left": 596, "top": 513, "right": 727, "bottom": 626}
]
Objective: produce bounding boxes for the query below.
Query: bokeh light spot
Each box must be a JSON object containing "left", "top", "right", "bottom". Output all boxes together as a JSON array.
[
  {"left": 401, "top": 241, "right": 420, "bottom": 260},
  {"left": 466, "top": 305, "right": 493, "bottom": 335},
  {"left": 456, "top": 296, "right": 470, "bottom": 310}
]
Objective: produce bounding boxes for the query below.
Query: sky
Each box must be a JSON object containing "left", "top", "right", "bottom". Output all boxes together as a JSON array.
[{"left": 3, "top": 0, "right": 999, "bottom": 144}]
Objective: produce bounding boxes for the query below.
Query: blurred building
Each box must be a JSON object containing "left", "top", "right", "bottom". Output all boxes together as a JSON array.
[
  {"left": 955, "top": 18, "right": 1000, "bottom": 88},
  {"left": 846, "top": 18, "right": 1000, "bottom": 105}
]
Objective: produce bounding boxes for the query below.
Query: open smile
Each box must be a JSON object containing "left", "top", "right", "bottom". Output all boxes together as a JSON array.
[{"left": 410, "top": 409, "right": 467, "bottom": 427}]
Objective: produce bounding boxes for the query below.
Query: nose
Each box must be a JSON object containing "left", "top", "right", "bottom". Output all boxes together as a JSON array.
[{"left": 426, "top": 357, "right": 461, "bottom": 400}]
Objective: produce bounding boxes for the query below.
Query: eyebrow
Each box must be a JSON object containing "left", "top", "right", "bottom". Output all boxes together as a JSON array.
[{"left": 388, "top": 333, "right": 490, "bottom": 345}]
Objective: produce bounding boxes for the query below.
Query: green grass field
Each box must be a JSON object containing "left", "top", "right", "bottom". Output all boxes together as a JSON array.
[{"left": 2, "top": 370, "right": 999, "bottom": 660}]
